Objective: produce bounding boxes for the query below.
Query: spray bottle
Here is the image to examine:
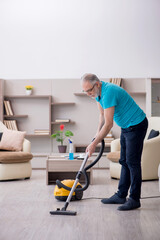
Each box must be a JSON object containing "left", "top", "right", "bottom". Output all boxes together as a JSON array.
[{"left": 68, "top": 139, "right": 74, "bottom": 160}]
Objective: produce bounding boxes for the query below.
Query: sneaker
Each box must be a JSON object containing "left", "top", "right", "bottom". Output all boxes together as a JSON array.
[
  {"left": 101, "top": 193, "right": 126, "bottom": 204},
  {"left": 117, "top": 198, "right": 141, "bottom": 211}
]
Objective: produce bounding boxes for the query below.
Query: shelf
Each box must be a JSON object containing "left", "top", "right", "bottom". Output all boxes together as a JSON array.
[
  {"left": 3, "top": 95, "right": 52, "bottom": 134},
  {"left": 51, "top": 121, "right": 75, "bottom": 125},
  {"left": 4, "top": 95, "right": 51, "bottom": 99},
  {"left": 51, "top": 102, "right": 75, "bottom": 106},
  {"left": 74, "top": 93, "right": 87, "bottom": 96},
  {"left": 26, "top": 134, "right": 50, "bottom": 137},
  {"left": 74, "top": 92, "right": 146, "bottom": 96},
  {"left": 4, "top": 115, "right": 28, "bottom": 118}
]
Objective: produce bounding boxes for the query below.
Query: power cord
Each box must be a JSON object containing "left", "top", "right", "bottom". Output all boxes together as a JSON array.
[
  {"left": 141, "top": 196, "right": 160, "bottom": 199},
  {"left": 81, "top": 197, "right": 102, "bottom": 200},
  {"left": 81, "top": 196, "right": 160, "bottom": 200}
]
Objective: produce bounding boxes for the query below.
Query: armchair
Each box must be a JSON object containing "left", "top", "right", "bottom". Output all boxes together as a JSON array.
[
  {"left": 108, "top": 117, "right": 160, "bottom": 180},
  {"left": 0, "top": 122, "right": 32, "bottom": 181}
]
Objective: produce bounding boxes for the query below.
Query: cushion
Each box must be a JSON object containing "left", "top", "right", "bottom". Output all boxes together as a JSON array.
[
  {"left": 0, "top": 129, "right": 26, "bottom": 151},
  {"left": 0, "top": 132, "right": 7, "bottom": 151},
  {"left": 107, "top": 151, "right": 120, "bottom": 163},
  {"left": 0, "top": 151, "right": 33, "bottom": 163},
  {"left": 0, "top": 121, "right": 7, "bottom": 132},
  {"left": 0, "top": 132, "right": 3, "bottom": 141},
  {"left": 148, "top": 129, "right": 159, "bottom": 139}
]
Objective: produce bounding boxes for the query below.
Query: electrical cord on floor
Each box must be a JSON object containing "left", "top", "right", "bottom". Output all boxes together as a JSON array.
[
  {"left": 81, "top": 196, "right": 160, "bottom": 200},
  {"left": 141, "top": 196, "right": 160, "bottom": 199},
  {"left": 81, "top": 197, "right": 102, "bottom": 200}
]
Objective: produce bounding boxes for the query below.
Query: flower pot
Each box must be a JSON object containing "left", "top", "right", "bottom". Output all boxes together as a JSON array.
[
  {"left": 58, "top": 145, "right": 67, "bottom": 153},
  {"left": 26, "top": 89, "right": 32, "bottom": 95}
]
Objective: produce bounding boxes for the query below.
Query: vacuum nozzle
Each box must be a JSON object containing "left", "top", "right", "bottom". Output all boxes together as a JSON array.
[{"left": 50, "top": 208, "right": 77, "bottom": 216}]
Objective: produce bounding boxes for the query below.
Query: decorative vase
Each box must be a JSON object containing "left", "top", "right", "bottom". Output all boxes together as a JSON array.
[
  {"left": 26, "top": 89, "right": 32, "bottom": 95},
  {"left": 58, "top": 145, "right": 67, "bottom": 153}
]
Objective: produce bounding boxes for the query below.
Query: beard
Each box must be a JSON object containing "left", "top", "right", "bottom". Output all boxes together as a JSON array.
[{"left": 91, "top": 86, "right": 100, "bottom": 99}]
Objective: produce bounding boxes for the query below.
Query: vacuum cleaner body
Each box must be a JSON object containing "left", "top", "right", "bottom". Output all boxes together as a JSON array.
[{"left": 54, "top": 179, "right": 83, "bottom": 201}]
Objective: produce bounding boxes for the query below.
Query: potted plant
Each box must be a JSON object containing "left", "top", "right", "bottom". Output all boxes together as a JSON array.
[
  {"left": 25, "top": 85, "right": 33, "bottom": 95},
  {"left": 51, "top": 124, "right": 74, "bottom": 153}
]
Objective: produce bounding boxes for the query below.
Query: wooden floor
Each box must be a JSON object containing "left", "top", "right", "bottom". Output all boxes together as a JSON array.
[{"left": 0, "top": 169, "right": 160, "bottom": 240}]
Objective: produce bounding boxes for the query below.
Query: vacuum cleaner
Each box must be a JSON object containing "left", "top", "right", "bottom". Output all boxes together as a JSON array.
[
  {"left": 50, "top": 139, "right": 104, "bottom": 216},
  {"left": 54, "top": 179, "right": 83, "bottom": 201}
]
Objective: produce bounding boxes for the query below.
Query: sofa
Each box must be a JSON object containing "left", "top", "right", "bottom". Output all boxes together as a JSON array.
[
  {"left": 107, "top": 117, "right": 160, "bottom": 180},
  {"left": 0, "top": 122, "right": 33, "bottom": 181}
]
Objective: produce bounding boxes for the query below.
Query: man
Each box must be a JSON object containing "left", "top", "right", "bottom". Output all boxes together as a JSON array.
[{"left": 81, "top": 73, "right": 148, "bottom": 211}]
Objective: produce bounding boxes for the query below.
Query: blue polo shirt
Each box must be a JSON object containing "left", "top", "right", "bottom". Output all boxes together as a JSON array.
[{"left": 96, "top": 81, "right": 146, "bottom": 128}]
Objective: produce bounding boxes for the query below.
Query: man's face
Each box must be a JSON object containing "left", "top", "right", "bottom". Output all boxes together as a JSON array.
[{"left": 82, "top": 81, "right": 99, "bottom": 98}]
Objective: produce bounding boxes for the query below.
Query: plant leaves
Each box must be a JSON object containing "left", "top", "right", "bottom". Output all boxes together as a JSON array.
[
  {"left": 57, "top": 138, "right": 63, "bottom": 143},
  {"left": 65, "top": 130, "right": 74, "bottom": 137},
  {"left": 51, "top": 134, "right": 57, "bottom": 138}
]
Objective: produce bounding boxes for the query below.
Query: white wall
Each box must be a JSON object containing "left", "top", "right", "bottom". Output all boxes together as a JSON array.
[{"left": 0, "top": 0, "right": 160, "bottom": 79}]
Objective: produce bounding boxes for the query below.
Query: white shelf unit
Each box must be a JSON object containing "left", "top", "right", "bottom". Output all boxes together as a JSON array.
[
  {"left": 51, "top": 101, "right": 76, "bottom": 125},
  {"left": 4, "top": 95, "right": 52, "bottom": 136}
]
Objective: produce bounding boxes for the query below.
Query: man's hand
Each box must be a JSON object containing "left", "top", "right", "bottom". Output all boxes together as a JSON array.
[{"left": 86, "top": 142, "right": 96, "bottom": 157}]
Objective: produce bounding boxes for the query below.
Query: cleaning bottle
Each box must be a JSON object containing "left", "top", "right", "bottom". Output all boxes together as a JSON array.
[{"left": 68, "top": 139, "right": 74, "bottom": 160}]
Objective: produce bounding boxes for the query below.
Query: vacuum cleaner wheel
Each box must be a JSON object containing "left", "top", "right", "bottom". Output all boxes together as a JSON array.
[{"left": 75, "top": 185, "right": 83, "bottom": 200}]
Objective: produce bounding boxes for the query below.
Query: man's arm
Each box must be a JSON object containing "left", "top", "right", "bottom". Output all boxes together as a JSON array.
[
  {"left": 95, "top": 102, "right": 105, "bottom": 137},
  {"left": 86, "top": 106, "right": 114, "bottom": 157}
]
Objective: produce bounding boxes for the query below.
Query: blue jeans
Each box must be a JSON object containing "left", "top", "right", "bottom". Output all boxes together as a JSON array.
[{"left": 117, "top": 117, "right": 148, "bottom": 201}]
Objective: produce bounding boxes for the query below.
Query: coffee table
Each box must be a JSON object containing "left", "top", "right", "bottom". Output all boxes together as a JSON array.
[{"left": 46, "top": 155, "right": 93, "bottom": 185}]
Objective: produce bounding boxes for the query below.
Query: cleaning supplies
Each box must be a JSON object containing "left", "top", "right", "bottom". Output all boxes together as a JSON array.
[{"left": 69, "top": 139, "right": 74, "bottom": 160}]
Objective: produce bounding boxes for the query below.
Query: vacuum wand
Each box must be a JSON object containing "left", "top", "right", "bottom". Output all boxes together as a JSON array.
[
  {"left": 50, "top": 140, "right": 104, "bottom": 216},
  {"left": 62, "top": 153, "right": 89, "bottom": 210},
  {"left": 50, "top": 153, "right": 89, "bottom": 216}
]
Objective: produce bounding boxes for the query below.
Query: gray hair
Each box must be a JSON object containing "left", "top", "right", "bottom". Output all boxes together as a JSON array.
[{"left": 81, "top": 73, "right": 100, "bottom": 85}]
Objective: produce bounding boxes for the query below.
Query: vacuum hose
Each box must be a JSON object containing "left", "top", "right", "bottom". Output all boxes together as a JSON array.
[{"left": 56, "top": 139, "right": 105, "bottom": 192}]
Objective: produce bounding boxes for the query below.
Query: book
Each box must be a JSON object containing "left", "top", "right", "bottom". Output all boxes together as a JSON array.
[
  {"left": 104, "top": 138, "right": 115, "bottom": 141},
  {"left": 4, "top": 120, "right": 11, "bottom": 129},
  {"left": 109, "top": 78, "right": 122, "bottom": 87},
  {"left": 34, "top": 129, "right": 50, "bottom": 132},
  {"left": 104, "top": 140, "right": 114, "bottom": 144},
  {"left": 6, "top": 101, "right": 14, "bottom": 115},
  {"left": 12, "top": 120, "right": 18, "bottom": 131},
  {"left": 3, "top": 120, "right": 8, "bottom": 128},
  {"left": 34, "top": 129, "right": 50, "bottom": 135},
  {"left": 106, "top": 133, "right": 113, "bottom": 138},
  {"left": 3, "top": 120, "right": 18, "bottom": 130},
  {"left": 8, "top": 120, "right": 13, "bottom": 130},
  {"left": 55, "top": 119, "right": 70, "bottom": 123},
  {"left": 4, "top": 101, "right": 10, "bottom": 115},
  {"left": 104, "top": 130, "right": 114, "bottom": 143},
  {"left": 4, "top": 100, "right": 14, "bottom": 115},
  {"left": 34, "top": 132, "right": 49, "bottom": 135}
]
